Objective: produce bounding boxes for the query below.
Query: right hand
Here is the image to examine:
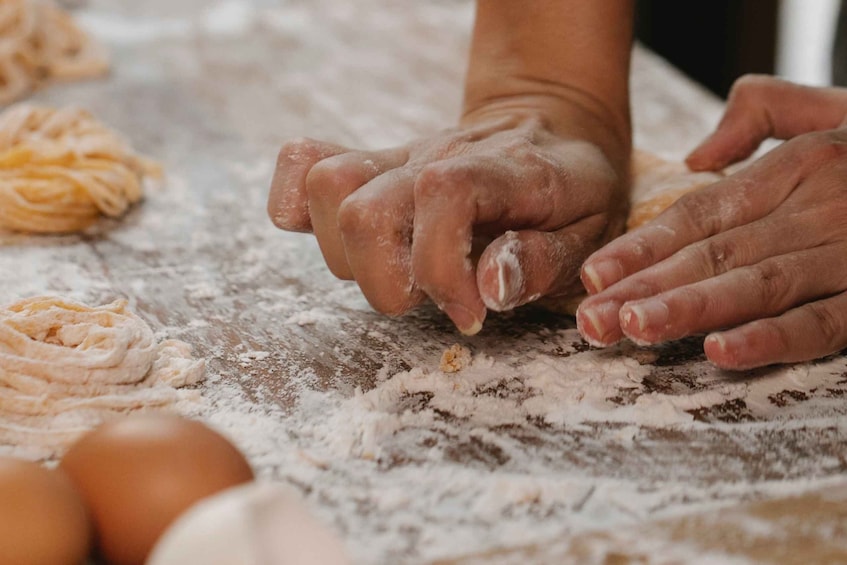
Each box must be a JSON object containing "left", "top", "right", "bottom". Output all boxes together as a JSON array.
[{"left": 578, "top": 76, "right": 847, "bottom": 369}]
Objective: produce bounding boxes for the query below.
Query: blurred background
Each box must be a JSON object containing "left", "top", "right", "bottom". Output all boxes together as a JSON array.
[{"left": 636, "top": 0, "right": 842, "bottom": 95}]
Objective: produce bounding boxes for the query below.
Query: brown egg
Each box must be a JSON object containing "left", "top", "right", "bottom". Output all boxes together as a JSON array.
[
  {"left": 59, "top": 413, "right": 254, "bottom": 565},
  {"left": 0, "top": 457, "right": 92, "bottom": 565}
]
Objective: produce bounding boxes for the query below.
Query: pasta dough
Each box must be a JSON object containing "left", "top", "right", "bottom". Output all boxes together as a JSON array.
[
  {"left": 541, "top": 151, "right": 724, "bottom": 316},
  {"left": 0, "top": 104, "right": 159, "bottom": 233},
  {"left": 0, "top": 296, "right": 205, "bottom": 458},
  {"left": 627, "top": 150, "right": 724, "bottom": 230},
  {"left": 0, "top": 0, "right": 108, "bottom": 106}
]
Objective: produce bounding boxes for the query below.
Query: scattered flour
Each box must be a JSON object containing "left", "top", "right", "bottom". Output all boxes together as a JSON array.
[
  {"left": 4, "top": 1, "right": 846, "bottom": 563},
  {"left": 195, "top": 339, "right": 847, "bottom": 563},
  {"left": 238, "top": 350, "right": 271, "bottom": 366}
]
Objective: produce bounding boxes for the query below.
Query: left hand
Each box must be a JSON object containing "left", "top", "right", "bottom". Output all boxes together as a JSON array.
[{"left": 577, "top": 75, "right": 847, "bottom": 370}]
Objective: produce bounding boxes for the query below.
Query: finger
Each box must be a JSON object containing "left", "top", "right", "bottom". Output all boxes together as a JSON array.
[
  {"left": 476, "top": 214, "right": 607, "bottom": 312},
  {"left": 337, "top": 167, "right": 426, "bottom": 315},
  {"left": 268, "top": 138, "right": 349, "bottom": 232},
  {"left": 704, "top": 291, "right": 847, "bottom": 370},
  {"left": 582, "top": 135, "right": 821, "bottom": 295},
  {"left": 306, "top": 148, "right": 409, "bottom": 279},
  {"left": 618, "top": 244, "right": 847, "bottom": 345},
  {"left": 686, "top": 75, "right": 847, "bottom": 171},
  {"left": 411, "top": 150, "right": 605, "bottom": 334},
  {"left": 577, "top": 212, "right": 822, "bottom": 346}
]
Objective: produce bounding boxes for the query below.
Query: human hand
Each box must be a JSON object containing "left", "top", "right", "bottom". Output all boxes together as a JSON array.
[
  {"left": 577, "top": 75, "right": 847, "bottom": 369},
  {"left": 268, "top": 100, "right": 628, "bottom": 334}
]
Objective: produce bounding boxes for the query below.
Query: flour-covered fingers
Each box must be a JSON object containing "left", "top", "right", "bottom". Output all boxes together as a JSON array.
[
  {"left": 703, "top": 291, "right": 847, "bottom": 370},
  {"left": 306, "top": 148, "right": 409, "bottom": 279},
  {"left": 687, "top": 75, "right": 847, "bottom": 172},
  {"left": 583, "top": 208, "right": 819, "bottom": 318},
  {"left": 268, "top": 138, "right": 349, "bottom": 232},
  {"left": 618, "top": 244, "right": 847, "bottom": 345},
  {"left": 577, "top": 215, "right": 807, "bottom": 347},
  {"left": 338, "top": 168, "right": 426, "bottom": 315},
  {"left": 476, "top": 215, "right": 607, "bottom": 312},
  {"left": 581, "top": 136, "right": 820, "bottom": 295},
  {"left": 410, "top": 152, "right": 593, "bottom": 334}
]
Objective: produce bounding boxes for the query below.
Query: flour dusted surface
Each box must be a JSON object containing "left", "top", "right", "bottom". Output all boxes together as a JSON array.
[{"left": 1, "top": 0, "right": 845, "bottom": 563}]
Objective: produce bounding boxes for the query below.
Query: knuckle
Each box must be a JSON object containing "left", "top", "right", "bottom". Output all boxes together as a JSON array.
[
  {"left": 626, "top": 234, "right": 657, "bottom": 265},
  {"left": 337, "top": 194, "right": 402, "bottom": 242},
  {"left": 336, "top": 195, "right": 372, "bottom": 235},
  {"left": 757, "top": 317, "right": 793, "bottom": 352},
  {"left": 698, "top": 238, "right": 737, "bottom": 276},
  {"left": 674, "top": 286, "right": 710, "bottom": 319},
  {"left": 790, "top": 131, "right": 847, "bottom": 164},
  {"left": 732, "top": 73, "right": 775, "bottom": 91},
  {"left": 369, "top": 292, "right": 420, "bottom": 317},
  {"left": 804, "top": 301, "right": 844, "bottom": 349},
  {"left": 672, "top": 191, "right": 721, "bottom": 236},
  {"left": 627, "top": 276, "right": 663, "bottom": 300},
  {"left": 277, "top": 137, "right": 317, "bottom": 163},
  {"left": 749, "top": 260, "right": 793, "bottom": 311},
  {"left": 500, "top": 136, "right": 536, "bottom": 159},
  {"left": 414, "top": 163, "right": 474, "bottom": 202},
  {"left": 727, "top": 74, "right": 778, "bottom": 104},
  {"left": 305, "top": 156, "right": 360, "bottom": 198}
]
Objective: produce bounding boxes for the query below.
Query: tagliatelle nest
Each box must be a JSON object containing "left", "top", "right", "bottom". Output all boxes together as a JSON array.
[
  {"left": 0, "top": 0, "right": 109, "bottom": 105},
  {"left": 0, "top": 104, "right": 160, "bottom": 233},
  {"left": 0, "top": 296, "right": 205, "bottom": 457}
]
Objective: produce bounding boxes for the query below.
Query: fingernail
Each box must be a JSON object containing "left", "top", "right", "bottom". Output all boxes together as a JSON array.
[
  {"left": 703, "top": 333, "right": 726, "bottom": 353},
  {"left": 705, "top": 332, "right": 738, "bottom": 353},
  {"left": 442, "top": 303, "right": 483, "bottom": 336},
  {"left": 621, "top": 299, "right": 669, "bottom": 333},
  {"left": 576, "top": 300, "right": 621, "bottom": 346},
  {"left": 704, "top": 332, "right": 747, "bottom": 369},
  {"left": 485, "top": 254, "right": 523, "bottom": 312},
  {"left": 582, "top": 260, "right": 623, "bottom": 294}
]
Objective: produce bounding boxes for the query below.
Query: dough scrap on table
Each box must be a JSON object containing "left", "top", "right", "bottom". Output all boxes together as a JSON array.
[
  {"left": 0, "top": 296, "right": 205, "bottom": 459},
  {"left": 440, "top": 344, "right": 471, "bottom": 373},
  {"left": 0, "top": 0, "right": 109, "bottom": 105},
  {"left": 0, "top": 104, "right": 160, "bottom": 234}
]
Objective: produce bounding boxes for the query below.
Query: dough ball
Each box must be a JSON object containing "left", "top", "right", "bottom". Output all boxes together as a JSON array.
[
  {"left": 0, "top": 456, "right": 92, "bottom": 565},
  {"left": 59, "top": 413, "right": 254, "bottom": 565},
  {"left": 148, "top": 482, "right": 350, "bottom": 565}
]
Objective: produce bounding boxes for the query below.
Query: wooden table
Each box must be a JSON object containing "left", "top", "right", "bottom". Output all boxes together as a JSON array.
[{"left": 3, "top": 1, "right": 847, "bottom": 563}]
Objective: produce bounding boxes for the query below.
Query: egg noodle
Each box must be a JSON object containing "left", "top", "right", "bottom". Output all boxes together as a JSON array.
[
  {"left": 0, "top": 104, "right": 159, "bottom": 233},
  {"left": 0, "top": 0, "right": 108, "bottom": 105},
  {"left": 0, "top": 296, "right": 204, "bottom": 457}
]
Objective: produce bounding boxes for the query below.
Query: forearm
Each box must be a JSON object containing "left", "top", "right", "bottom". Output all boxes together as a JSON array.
[{"left": 462, "top": 0, "right": 634, "bottom": 160}]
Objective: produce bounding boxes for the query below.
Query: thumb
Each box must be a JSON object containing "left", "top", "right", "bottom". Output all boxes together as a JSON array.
[
  {"left": 686, "top": 75, "right": 847, "bottom": 172},
  {"left": 476, "top": 216, "right": 607, "bottom": 312}
]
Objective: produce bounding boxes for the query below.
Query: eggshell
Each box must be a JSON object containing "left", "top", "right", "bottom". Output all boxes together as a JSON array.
[
  {"left": 0, "top": 457, "right": 92, "bottom": 565},
  {"left": 147, "top": 482, "right": 350, "bottom": 565},
  {"left": 59, "top": 413, "right": 254, "bottom": 565}
]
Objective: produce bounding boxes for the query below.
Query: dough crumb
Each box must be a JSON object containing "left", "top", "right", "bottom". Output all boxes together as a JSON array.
[{"left": 439, "top": 344, "right": 471, "bottom": 373}]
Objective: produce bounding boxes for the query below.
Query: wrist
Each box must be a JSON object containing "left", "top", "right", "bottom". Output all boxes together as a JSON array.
[{"left": 460, "top": 87, "right": 631, "bottom": 173}]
